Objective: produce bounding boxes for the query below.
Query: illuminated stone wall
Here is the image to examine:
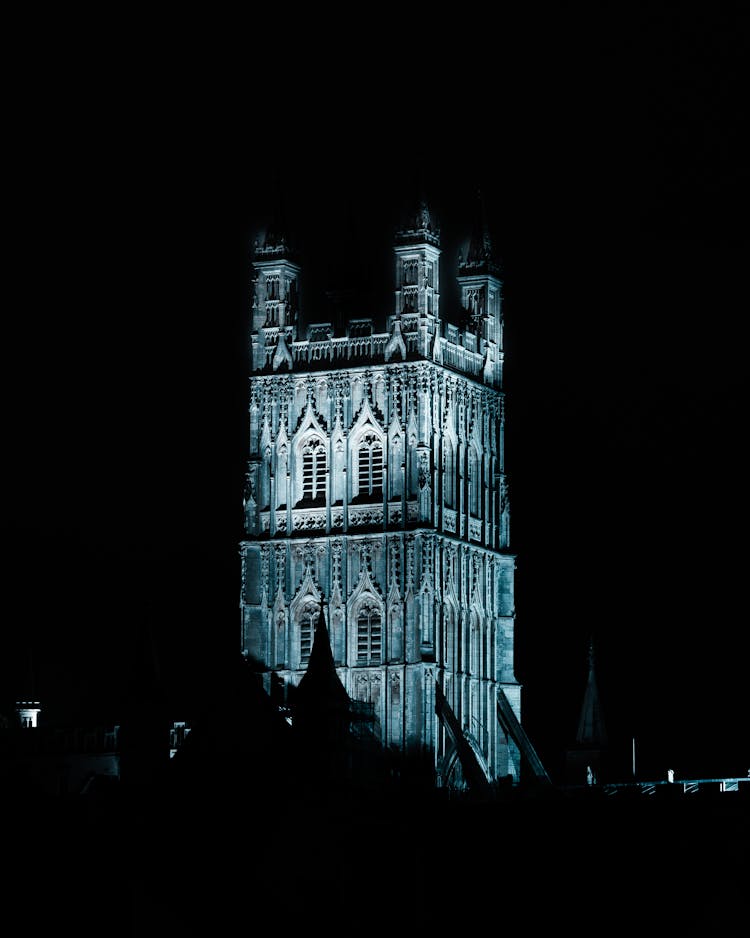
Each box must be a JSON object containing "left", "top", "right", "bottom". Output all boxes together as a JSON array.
[{"left": 239, "top": 204, "right": 521, "bottom": 787}]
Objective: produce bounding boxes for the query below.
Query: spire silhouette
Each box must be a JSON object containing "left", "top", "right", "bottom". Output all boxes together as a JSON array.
[
  {"left": 459, "top": 187, "right": 501, "bottom": 276},
  {"left": 255, "top": 168, "right": 298, "bottom": 260},
  {"left": 290, "top": 603, "right": 352, "bottom": 788},
  {"left": 395, "top": 168, "right": 440, "bottom": 246},
  {"left": 295, "top": 605, "right": 350, "bottom": 710},
  {"left": 575, "top": 637, "right": 608, "bottom": 747}
]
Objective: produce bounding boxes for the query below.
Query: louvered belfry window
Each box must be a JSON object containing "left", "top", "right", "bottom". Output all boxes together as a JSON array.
[
  {"left": 358, "top": 433, "right": 383, "bottom": 498},
  {"left": 357, "top": 603, "right": 382, "bottom": 665},
  {"left": 302, "top": 438, "right": 326, "bottom": 502},
  {"left": 300, "top": 603, "right": 318, "bottom": 664}
]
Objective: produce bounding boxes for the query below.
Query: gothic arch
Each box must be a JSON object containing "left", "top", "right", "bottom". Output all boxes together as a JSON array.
[
  {"left": 464, "top": 730, "right": 491, "bottom": 781},
  {"left": 291, "top": 404, "right": 328, "bottom": 506},
  {"left": 347, "top": 563, "right": 385, "bottom": 668},
  {"left": 439, "top": 745, "right": 467, "bottom": 792},
  {"left": 349, "top": 398, "right": 385, "bottom": 502},
  {"left": 438, "top": 733, "right": 491, "bottom": 793},
  {"left": 289, "top": 567, "right": 321, "bottom": 670},
  {"left": 352, "top": 595, "right": 383, "bottom": 666}
]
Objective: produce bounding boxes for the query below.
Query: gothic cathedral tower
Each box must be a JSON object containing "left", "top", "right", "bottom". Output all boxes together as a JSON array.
[{"left": 239, "top": 197, "right": 523, "bottom": 790}]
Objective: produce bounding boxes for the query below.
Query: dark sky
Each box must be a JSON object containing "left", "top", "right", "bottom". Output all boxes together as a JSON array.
[{"left": 3, "top": 9, "right": 747, "bottom": 780}]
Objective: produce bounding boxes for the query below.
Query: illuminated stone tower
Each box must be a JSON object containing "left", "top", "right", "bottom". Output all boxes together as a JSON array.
[{"left": 239, "top": 197, "right": 526, "bottom": 790}]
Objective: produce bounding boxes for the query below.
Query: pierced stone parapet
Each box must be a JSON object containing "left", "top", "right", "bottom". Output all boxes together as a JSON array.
[
  {"left": 348, "top": 505, "right": 384, "bottom": 528},
  {"left": 292, "top": 508, "right": 326, "bottom": 532}
]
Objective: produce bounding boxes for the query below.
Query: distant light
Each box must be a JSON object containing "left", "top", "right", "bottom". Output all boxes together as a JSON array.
[{"left": 15, "top": 700, "right": 41, "bottom": 728}]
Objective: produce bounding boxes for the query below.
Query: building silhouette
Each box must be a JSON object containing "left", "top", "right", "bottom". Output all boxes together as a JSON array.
[
  {"left": 564, "top": 636, "right": 609, "bottom": 786},
  {"left": 239, "top": 193, "right": 547, "bottom": 794}
]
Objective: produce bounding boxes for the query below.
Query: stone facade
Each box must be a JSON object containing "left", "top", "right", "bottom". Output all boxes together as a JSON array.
[{"left": 239, "top": 201, "right": 522, "bottom": 788}]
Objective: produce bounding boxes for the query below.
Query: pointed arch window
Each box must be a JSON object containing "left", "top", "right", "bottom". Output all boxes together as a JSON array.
[
  {"left": 299, "top": 602, "right": 318, "bottom": 665},
  {"left": 357, "top": 433, "right": 383, "bottom": 500},
  {"left": 301, "top": 437, "right": 326, "bottom": 504},
  {"left": 356, "top": 602, "right": 382, "bottom": 665}
]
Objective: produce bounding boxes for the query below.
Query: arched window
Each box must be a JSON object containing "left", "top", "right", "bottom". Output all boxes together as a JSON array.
[
  {"left": 357, "top": 433, "right": 383, "bottom": 500},
  {"left": 300, "top": 437, "right": 326, "bottom": 503},
  {"left": 299, "top": 602, "right": 318, "bottom": 665},
  {"left": 356, "top": 602, "right": 382, "bottom": 665}
]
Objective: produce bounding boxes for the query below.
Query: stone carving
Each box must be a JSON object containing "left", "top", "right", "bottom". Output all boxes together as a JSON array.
[{"left": 241, "top": 206, "right": 518, "bottom": 787}]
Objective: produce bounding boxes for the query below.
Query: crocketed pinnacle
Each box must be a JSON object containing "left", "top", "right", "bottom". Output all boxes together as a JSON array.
[{"left": 458, "top": 188, "right": 501, "bottom": 277}]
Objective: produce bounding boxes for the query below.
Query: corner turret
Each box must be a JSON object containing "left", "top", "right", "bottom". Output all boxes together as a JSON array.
[
  {"left": 389, "top": 198, "right": 441, "bottom": 359},
  {"left": 250, "top": 227, "right": 302, "bottom": 372},
  {"left": 456, "top": 190, "right": 504, "bottom": 387}
]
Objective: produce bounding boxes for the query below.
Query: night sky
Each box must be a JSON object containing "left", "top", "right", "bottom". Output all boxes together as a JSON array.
[{"left": 3, "top": 10, "right": 747, "bottom": 782}]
